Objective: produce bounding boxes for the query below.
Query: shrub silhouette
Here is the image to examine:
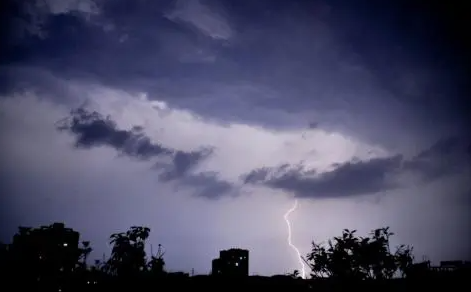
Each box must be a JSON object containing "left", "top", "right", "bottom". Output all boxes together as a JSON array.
[
  {"left": 105, "top": 226, "right": 150, "bottom": 278},
  {"left": 306, "top": 227, "right": 414, "bottom": 280}
]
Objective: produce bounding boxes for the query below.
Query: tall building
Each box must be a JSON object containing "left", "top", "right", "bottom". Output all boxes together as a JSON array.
[
  {"left": 211, "top": 248, "right": 249, "bottom": 276},
  {"left": 11, "top": 222, "right": 80, "bottom": 288}
]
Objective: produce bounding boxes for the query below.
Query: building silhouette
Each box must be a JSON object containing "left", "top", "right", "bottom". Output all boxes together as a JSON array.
[
  {"left": 409, "top": 259, "right": 471, "bottom": 278},
  {"left": 211, "top": 248, "right": 249, "bottom": 276},
  {"left": 432, "top": 260, "right": 471, "bottom": 272},
  {"left": 10, "top": 223, "right": 80, "bottom": 288}
]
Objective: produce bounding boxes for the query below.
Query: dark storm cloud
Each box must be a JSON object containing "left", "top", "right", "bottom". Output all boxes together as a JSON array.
[
  {"left": 55, "top": 108, "right": 234, "bottom": 196},
  {"left": 158, "top": 148, "right": 213, "bottom": 181},
  {"left": 56, "top": 108, "right": 172, "bottom": 159},
  {"left": 1, "top": 0, "right": 101, "bottom": 47},
  {"left": 3, "top": 0, "right": 469, "bottom": 136},
  {"left": 403, "top": 136, "right": 471, "bottom": 182},
  {"left": 243, "top": 136, "right": 470, "bottom": 199},
  {"left": 2, "top": 0, "right": 222, "bottom": 78},
  {"left": 243, "top": 156, "right": 403, "bottom": 198},
  {"left": 322, "top": 0, "right": 470, "bottom": 130}
]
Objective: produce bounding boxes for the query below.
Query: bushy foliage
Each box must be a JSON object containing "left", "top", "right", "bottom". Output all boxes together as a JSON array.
[{"left": 306, "top": 227, "right": 414, "bottom": 280}]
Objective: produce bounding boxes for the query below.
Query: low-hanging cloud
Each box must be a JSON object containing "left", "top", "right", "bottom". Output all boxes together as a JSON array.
[
  {"left": 242, "top": 155, "right": 403, "bottom": 198},
  {"left": 243, "top": 136, "right": 470, "bottom": 199},
  {"left": 56, "top": 107, "right": 173, "bottom": 159},
  {"left": 55, "top": 107, "right": 235, "bottom": 198},
  {"left": 55, "top": 106, "right": 471, "bottom": 201}
]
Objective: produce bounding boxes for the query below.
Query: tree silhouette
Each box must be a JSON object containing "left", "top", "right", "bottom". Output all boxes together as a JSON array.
[
  {"left": 4, "top": 221, "right": 466, "bottom": 289},
  {"left": 79, "top": 241, "right": 92, "bottom": 268},
  {"left": 395, "top": 244, "right": 415, "bottom": 278},
  {"left": 106, "top": 226, "right": 150, "bottom": 278},
  {"left": 148, "top": 244, "right": 166, "bottom": 276},
  {"left": 306, "top": 227, "right": 414, "bottom": 280}
]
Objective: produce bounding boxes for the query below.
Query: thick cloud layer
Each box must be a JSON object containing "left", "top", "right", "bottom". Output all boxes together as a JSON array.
[
  {"left": 243, "top": 155, "right": 403, "bottom": 198},
  {"left": 243, "top": 137, "right": 470, "bottom": 198}
]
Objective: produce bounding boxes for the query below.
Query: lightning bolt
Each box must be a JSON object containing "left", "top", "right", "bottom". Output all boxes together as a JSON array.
[{"left": 284, "top": 199, "right": 306, "bottom": 279}]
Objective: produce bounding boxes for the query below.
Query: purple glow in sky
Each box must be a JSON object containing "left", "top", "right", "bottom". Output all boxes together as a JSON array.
[{"left": 1, "top": 0, "right": 470, "bottom": 276}]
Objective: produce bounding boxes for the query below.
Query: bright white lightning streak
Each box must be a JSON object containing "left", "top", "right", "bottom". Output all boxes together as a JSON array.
[{"left": 284, "top": 199, "right": 306, "bottom": 279}]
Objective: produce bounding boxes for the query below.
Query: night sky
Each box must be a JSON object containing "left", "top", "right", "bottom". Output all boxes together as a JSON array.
[{"left": 1, "top": 0, "right": 470, "bottom": 276}]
